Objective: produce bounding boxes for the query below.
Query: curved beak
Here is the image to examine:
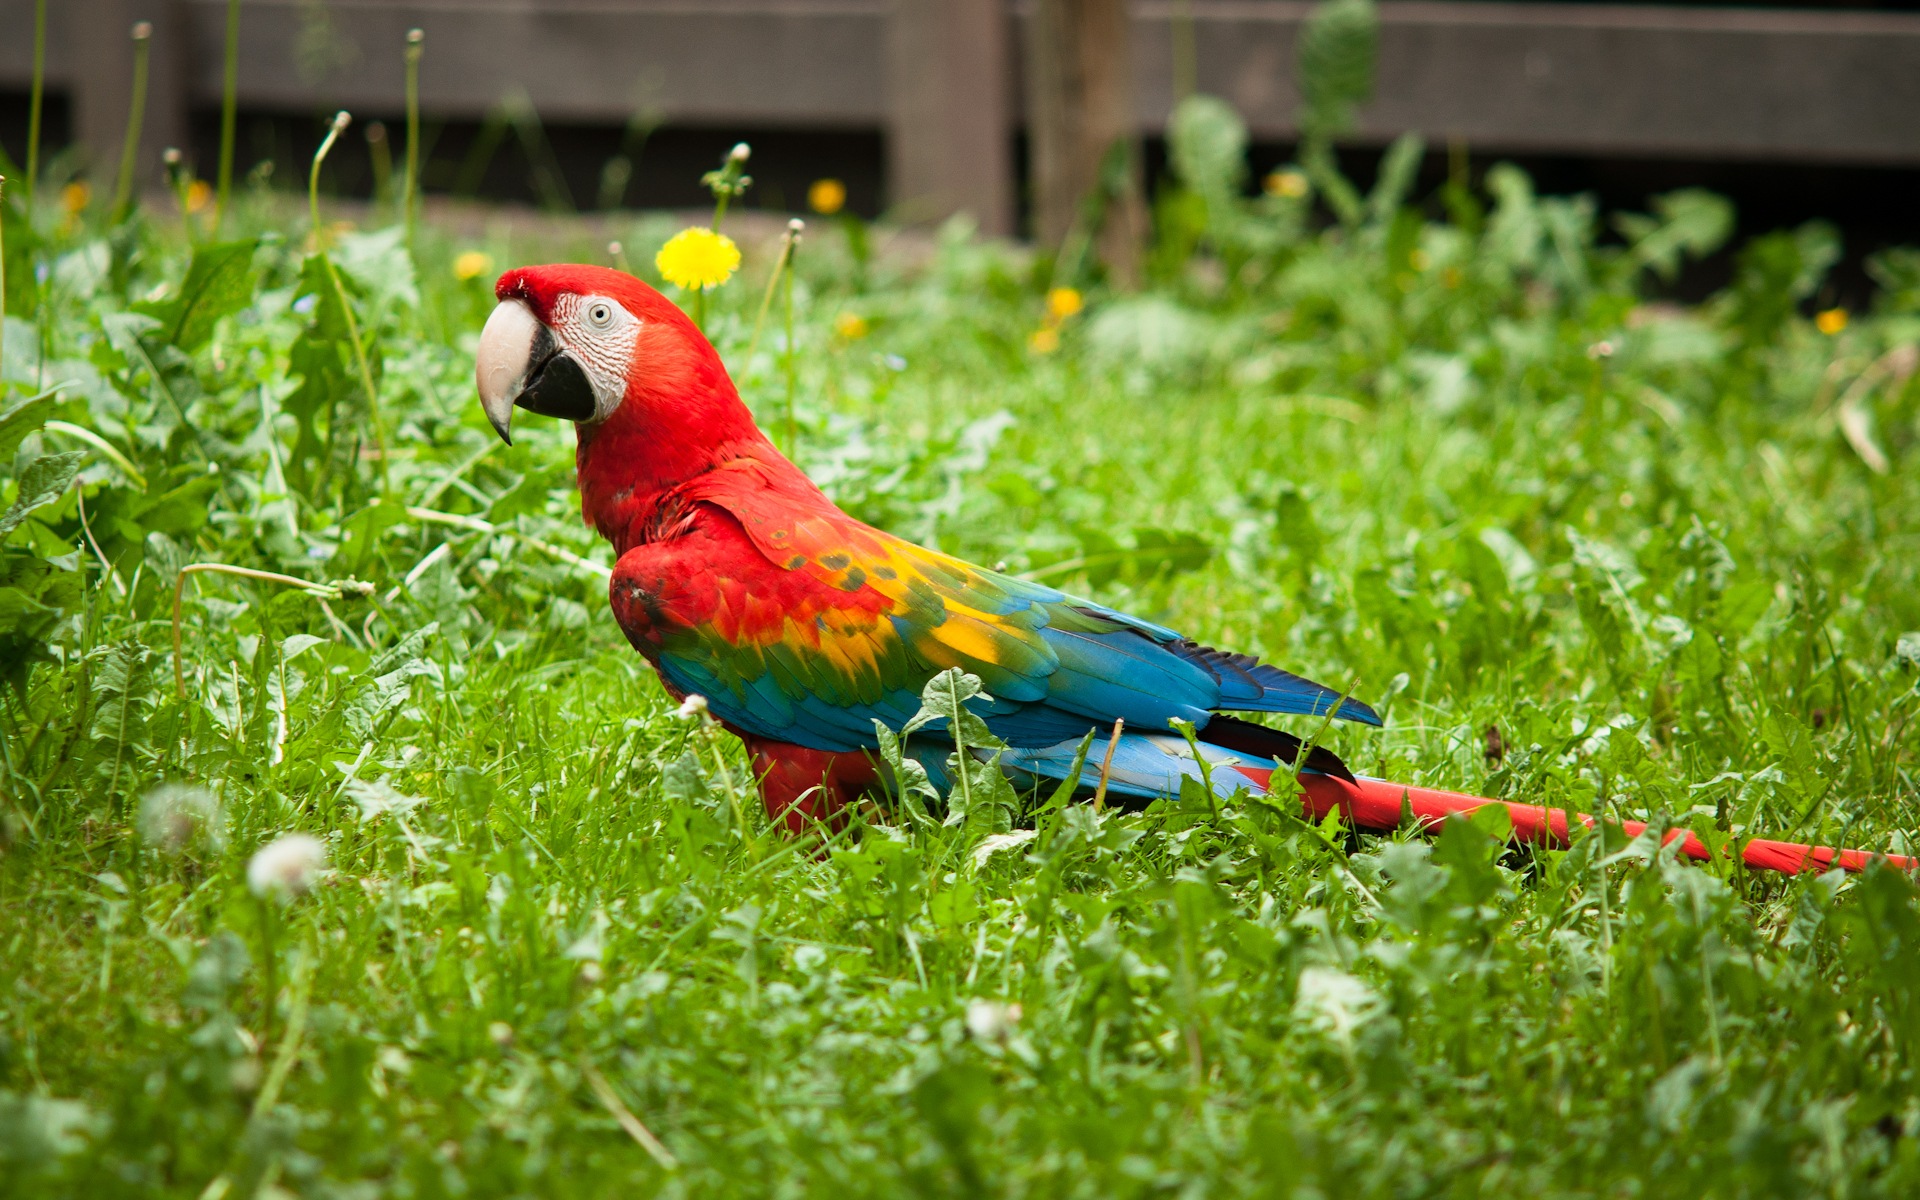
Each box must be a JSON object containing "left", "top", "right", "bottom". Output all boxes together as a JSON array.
[{"left": 474, "top": 298, "right": 597, "bottom": 445}]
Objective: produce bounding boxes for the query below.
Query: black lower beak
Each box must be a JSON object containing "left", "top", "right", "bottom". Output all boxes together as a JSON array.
[{"left": 515, "top": 342, "right": 597, "bottom": 423}]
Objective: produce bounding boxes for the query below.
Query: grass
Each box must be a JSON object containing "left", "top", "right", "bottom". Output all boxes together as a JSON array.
[{"left": 1, "top": 111, "right": 1919, "bottom": 1196}]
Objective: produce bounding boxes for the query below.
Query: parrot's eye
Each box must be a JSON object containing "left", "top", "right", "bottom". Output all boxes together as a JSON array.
[{"left": 585, "top": 301, "right": 615, "bottom": 331}]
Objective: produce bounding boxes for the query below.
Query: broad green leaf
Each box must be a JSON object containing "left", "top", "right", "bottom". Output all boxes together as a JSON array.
[
  {"left": 134, "top": 239, "right": 260, "bottom": 352},
  {"left": 0, "top": 390, "right": 59, "bottom": 464},
  {"left": 0, "top": 452, "right": 83, "bottom": 538},
  {"left": 908, "top": 667, "right": 1003, "bottom": 749}
]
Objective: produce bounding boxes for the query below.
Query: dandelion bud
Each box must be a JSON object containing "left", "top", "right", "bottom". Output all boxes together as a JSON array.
[
  {"left": 247, "top": 833, "right": 327, "bottom": 899},
  {"left": 407, "top": 28, "right": 425, "bottom": 45},
  {"left": 132, "top": 21, "right": 152, "bottom": 40},
  {"left": 728, "top": 142, "right": 751, "bottom": 165},
  {"left": 787, "top": 218, "right": 805, "bottom": 237},
  {"left": 163, "top": 147, "right": 182, "bottom": 166},
  {"left": 674, "top": 693, "right": 709, "bottom": 720},
  {"left": 332, "top": 110, "right": 352, "bottom": 133}
]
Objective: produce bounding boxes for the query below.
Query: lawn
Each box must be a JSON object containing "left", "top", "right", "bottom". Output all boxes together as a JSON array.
[{"left": 3, "top": 103, "right": 1920, "bottom": 1197}]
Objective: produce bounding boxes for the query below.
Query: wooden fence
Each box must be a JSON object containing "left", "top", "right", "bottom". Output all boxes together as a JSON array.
[{"left": 4, "top": 0, "right": 1919, "bottom": 234}]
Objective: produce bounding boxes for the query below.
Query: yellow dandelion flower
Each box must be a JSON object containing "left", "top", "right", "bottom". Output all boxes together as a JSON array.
[
  {"left": 185, "top": 180, "right": 212, "bottom": 214},
  {"left": 834, "top": 311, "right": 870, "bottom": 340},
  {"left": 453, "top": 251, "right": 494, "bottom": 282},
  {"left": 808, "top": 178, "right": 847, "bottom": 216},
  {"left": 1264, "top": 169, "right": 1309, "bottom": 199},
  {"left": 1029, "top": 327, "right": 1060, "bottom": 354},
  {"left": 656, "top": 227, "right": 741, "bottom": 291},
  {"left": 62, "top": 181, "right": 91, "bottom": 215},
  {"left": 1815, "top": 307, "right": 1848, "bottom": 336},
  {"left": 1046, "top": 287, "right": 1084, "bottom": 321},
  {"left": 1409, "top": 248, "right": 1431, "bottom": 271}
]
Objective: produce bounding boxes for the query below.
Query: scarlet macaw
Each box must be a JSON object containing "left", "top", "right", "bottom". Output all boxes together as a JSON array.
[
  {"left": 473, "top": 264, "right": 1912, "bottom": 876},
  {"left": 475, "top": 264, "right": 1377, "bottom": 831}
]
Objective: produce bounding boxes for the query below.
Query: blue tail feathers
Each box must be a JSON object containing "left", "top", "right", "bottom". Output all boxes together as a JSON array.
[{"left": 1168, "top": 642, "right": 1382, "bottom": 726}]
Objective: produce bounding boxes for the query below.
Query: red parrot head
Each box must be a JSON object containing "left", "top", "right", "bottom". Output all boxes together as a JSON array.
[
  {"left": 479, "top": 264, "right": 683, "bottom": 446},
  {"left": 473, "top": 264, "right": 777, "bottom": 548}
]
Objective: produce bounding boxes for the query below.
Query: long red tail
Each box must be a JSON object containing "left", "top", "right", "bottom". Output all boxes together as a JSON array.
[{"left": 1297, "top": 774, "right": 1917, "bottom": 875}]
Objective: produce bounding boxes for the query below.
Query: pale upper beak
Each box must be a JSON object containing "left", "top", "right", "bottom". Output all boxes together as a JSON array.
[{"left": 474, "top": 298, "right": 597, "bottom": 445}]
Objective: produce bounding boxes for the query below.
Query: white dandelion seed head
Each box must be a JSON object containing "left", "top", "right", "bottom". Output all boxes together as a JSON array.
[
  {"left": 965, "top": 999, "right": 1022, "bottom": 1043},
  {"left": 674, "top": 694, "right": 709, "bottom": 721},
  {"left": 139, "top": 783, "right": 224, "bottom": 854},
  {"left": 247, "top": 833, "right": 327, "bottom": 899}
]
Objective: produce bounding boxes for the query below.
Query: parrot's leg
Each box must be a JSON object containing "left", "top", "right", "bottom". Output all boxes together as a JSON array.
[{"left": 740, "top": 736, "right": 879, "bottom": 835}]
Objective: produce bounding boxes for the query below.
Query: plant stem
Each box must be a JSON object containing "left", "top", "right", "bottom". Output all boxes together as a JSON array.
[
  {"left": 403, "top": 506, "right": 611, "bottom": 580},
  {"left": 25, "top": 0, "right": 46, "bottom": 212},
  {"left": 746, "top": 225, "right": 796, "bottom": 365},
  {"left": 783, "top": 246, "right": 797, "bottom": 454},
  {"left": 404, "top": 29, "right": 424, "bottom": 251},
  {"left": 113, "top": 23, "right": 154, "bottom": 222},
  {"left": 173, "top": 563, "right": 351, "bottom": 698},
  {"left": 1092, "top": 718, "right": 1122, "bottom": 811},
  {"left": 44, "top": 421, "right": 149, "bottom": 489},
  {"left": 1170, "top": 0, "right": 1197, "bottom": 101},
  {"left": 308, "top": 113, "right": 345, "bottom": 240},
  {"left": 215, "top": 0, "right": 242, "bottom": 233},
  {"left": 0, "top": 175, "right": 7, "bottom": 394},
  {"left": 257, "top": 896, "right": 277, "bottom": 1048},
  {"left": 309, "top": 111, "right": 391, "bottom": 492}
]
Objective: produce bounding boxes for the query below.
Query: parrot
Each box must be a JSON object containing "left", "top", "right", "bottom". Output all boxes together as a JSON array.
[{"left": 473, "top": 263, "right": 1914, "bottom": 876}]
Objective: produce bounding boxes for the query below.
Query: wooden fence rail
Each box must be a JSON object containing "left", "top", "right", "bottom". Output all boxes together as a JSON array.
[{"left": 4, "top": 0, "right": 1919, "bottom": 235}]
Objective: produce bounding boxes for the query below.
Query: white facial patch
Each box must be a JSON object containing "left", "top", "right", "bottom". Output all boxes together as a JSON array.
[{"left": 548, "top": 292, "right": 640, "bottom": 423}]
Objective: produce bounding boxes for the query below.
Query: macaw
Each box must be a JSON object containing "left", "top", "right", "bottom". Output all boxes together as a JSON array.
[{"left": 472, "top": 263, "right": 1911, "bottom": 876}]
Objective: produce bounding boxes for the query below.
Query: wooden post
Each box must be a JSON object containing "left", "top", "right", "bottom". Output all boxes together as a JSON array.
[
  {"left": 1024, "top": 0, "right": 1146, "bottom": 284},
  {"left": 68, "top": 0, "right": 191, "bottom": 193},
  {"left": 886, "top": 0, "right": 1014, "bottom": 236}
]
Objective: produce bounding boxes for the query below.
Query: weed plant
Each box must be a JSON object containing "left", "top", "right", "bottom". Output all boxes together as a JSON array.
[{"left": 1, "top": 96, "right": 1919, "bottom": 1196}]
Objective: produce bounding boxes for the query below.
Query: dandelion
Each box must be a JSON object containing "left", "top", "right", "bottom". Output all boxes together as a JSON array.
[
  {"left": 185, "top": 179, "right": 211, "bottom": 213},
  {"left": 488, "top": 1021, "right": 515, "bottom": 1048},
  {"left": 808, "top": 178, "right": 847, "bottom": 216},
  {"left": 655, "top": 227, "right": 740, "bottom": 291},
  {"left": 1029, "top": 326, "right": 1060, "bottom": 354},
  {"left": 1409, "top": 248, "right": 1431, "bottom": 271},
  {"left": 61, "top": 180, "right": 90, "bottom": 215},
  {"left": 674, "top": 693, "right": 709, "bottom": 720},
  {"left": 453, "top": 250, "right": 494, "bottom": 281},
  {"left": 965, "top": 999, "right": 1023, "bottom": 1043},
  {"left": 1264, "top": 169, "right": 1309, "bottom": 199},
  {"left": 139, "top": 783, "right": 223, "bottom": 854},
  {"left": 1046, "top": 287, "right": 1084, "bottom": 321},
  {"left": 247, "top": 832, "right": 326, "bottom": 899},
  {"left": 1816, "top": 308, "right": 1848, "bottom": 336},
  {"left": 1293, "top": 966, "right": 1382, "bottom": 1049},
  {"left": 834, "top": 311, "right": 870, "bottom": 340}
]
